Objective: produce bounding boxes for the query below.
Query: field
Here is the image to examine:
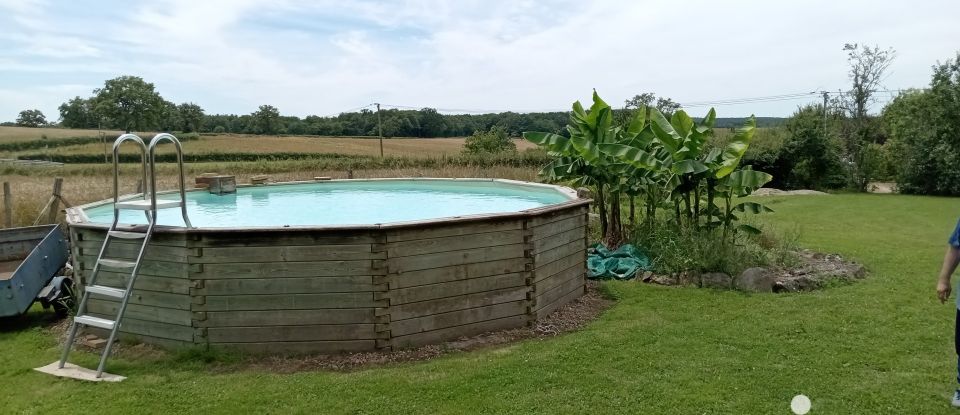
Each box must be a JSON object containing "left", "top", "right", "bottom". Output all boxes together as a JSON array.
[
  {"left": 1, "top": 194, "right": 958, "bottom": 413},
  {"left": 0, "top": 126, "right": 124, "bottom": 142}
]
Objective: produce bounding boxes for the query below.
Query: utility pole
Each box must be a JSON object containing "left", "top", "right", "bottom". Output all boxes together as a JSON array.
[
  {"left": 821, "top": 91, "right": 829, "bottom": 141},
  {"left": 375, "top": 103, "right": 383, "bottom": 158}
]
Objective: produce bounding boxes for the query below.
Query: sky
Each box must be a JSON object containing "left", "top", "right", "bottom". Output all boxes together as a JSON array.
[{"left": 1, "top": 0, "right": 959, "bottom": 122}]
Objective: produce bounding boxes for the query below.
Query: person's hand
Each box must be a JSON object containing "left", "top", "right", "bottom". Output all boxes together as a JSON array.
[{"left": 938, "top": 280, "right": 952, "bottom": 304}]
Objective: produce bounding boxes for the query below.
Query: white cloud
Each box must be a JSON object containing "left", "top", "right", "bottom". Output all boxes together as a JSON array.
[{"left": 1, "top": 0, "right": 959, "bottom": 121}]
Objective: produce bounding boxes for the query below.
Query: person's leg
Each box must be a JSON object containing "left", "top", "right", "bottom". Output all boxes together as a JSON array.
[{"left": 955, "top": 308, "right": 959, "bottom": 385}]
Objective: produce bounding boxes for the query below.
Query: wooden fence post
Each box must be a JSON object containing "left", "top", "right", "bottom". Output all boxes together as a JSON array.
[
  {"left": 46, "top": 177, "right": 63, "bottom": 224},
  {"left": 3, "top": 182, "right": 11, "bottom": 228}
]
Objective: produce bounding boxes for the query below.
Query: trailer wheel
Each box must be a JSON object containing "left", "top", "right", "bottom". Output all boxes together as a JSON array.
[{"left": 52, "top": 278, "right": 75, "bottom": 317}]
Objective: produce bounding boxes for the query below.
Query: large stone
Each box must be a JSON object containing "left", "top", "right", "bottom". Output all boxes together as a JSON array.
[
  {"left": 700, "top": 272, "right": 732, "bottom": 289},
  {"left": 678, "top": 270, "right": 701, "bottom": 287},
  {"left": 735, "top": 267, "right": 775, "bottom": 293}
]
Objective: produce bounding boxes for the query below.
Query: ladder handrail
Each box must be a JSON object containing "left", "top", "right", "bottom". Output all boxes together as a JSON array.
[
  {"left": 148, "top": 133, "right": 192, "bottom": 228},
  {"left": 111, "top": 134, "right": 148, "bottom": 205}
]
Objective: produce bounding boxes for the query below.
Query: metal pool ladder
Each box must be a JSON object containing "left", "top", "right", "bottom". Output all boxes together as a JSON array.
[{"left": 38, "top": 133, "right": 192, "bottom": 381}]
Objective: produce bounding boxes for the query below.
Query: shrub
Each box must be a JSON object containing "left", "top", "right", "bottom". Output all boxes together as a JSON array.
[{"left": 463, "top": 126, "right": 517, "bottom": 155}]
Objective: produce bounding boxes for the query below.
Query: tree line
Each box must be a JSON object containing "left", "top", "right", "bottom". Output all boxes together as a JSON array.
[{"left": 9, "top": 75, "right": 783, "bottom": 137}]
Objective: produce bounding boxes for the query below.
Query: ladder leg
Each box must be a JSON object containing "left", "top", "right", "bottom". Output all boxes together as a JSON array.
[
  {"left": 96, "top": 325, "right": 122, "bottom": 378},
  {"left": 58, "top": 320, "right": 80, "bottom": 368}
]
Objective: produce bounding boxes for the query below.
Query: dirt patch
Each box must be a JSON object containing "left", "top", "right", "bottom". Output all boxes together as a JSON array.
[
  {"left": 47, "top": 281, "right": 613, "bottom": 373},
  {"left": 867, "top": 182, "right": 897, "bottom": 194},
  {"left": 752, "top": 188, "right": 828, "bottom": 196}
]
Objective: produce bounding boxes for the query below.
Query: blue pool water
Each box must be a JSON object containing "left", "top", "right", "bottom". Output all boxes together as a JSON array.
[{"left": 82, "top": 180, "right": 573, "bottom": 228}]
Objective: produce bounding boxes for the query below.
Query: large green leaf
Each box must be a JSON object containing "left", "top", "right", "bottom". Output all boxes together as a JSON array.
[
  {"left": 725, "top": 168, "right": 773, "bottom": 195},
  {"left": 671, "top": 159, "right": 709, "bottom": 175},
  {"left": 733, "top": 201, "right": 774, "bottom": 214},
  {"left": 670, "top": 110, "right": 694, "bottom": 139},
  {"left": 625, "top": 107, "right": 648, "bottom": 136},
  {"left": 700, "top": 108, "right": 717, "bottom": 128},
  {"left": 649, "top": 108, "right": 682, "bottom": 154},
  {"left": 598, "top": 143, "right": 660, "bottom": 170},
  {"left": 522, "top": 132, "right": 572, "bottom": 154},
  {"left": 737, "top": 224, "right": 762, "bottom": 235},
  {"left": 714, "top": 115, "right": 756, "bottom": 178},
  {"left": 570, "top": 133, "right": 601, "bottom": 164}
]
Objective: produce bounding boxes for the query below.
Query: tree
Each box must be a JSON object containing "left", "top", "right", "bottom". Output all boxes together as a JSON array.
[
  {"left": 463, "top": 126, "right": 517, "bottom": 154},
  {"left": 58, "top": 97, "right": 96, "bottom": 128},
  {"left": 417, "top": 108, "right": 447, "bottom": 137},
  {"left": 15, "top": 109, "right": 46, "bottom": 127},
  {"left": 780, "top": 105, "right": 845, "bottom": 189},
  {"left": 622, "top": 92, "right": 681, "bottom": 124},
  {"left": 250, "top": 105, "right": 281, "bottom": 134},
  {"left": 91, "top": 76, "right": 164, "bottom": 133},
  {"left": 157, "top": 99, "right": 179, "bottom": 131},
  {"left": 839, "top": 43, "right": 895, "bottom": 189},
  {"left": 177, "top": 102, "right": 204, "bottom": 132},
  {"left": 883, "top": 52, "right": 960, "bottom": 195}
]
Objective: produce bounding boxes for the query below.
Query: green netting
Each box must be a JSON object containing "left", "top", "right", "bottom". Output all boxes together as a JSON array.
[{"left": 587, "top": 243, "right": 653, "bottom": 280}]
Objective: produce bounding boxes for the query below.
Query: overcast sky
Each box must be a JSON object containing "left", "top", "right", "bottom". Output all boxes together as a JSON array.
[{"left": 1, "top": 0, "right": 959, "bottom": 122}]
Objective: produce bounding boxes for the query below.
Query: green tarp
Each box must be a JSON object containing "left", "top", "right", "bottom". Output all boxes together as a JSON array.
[{"left": 587, "top": 243, "right": 653, "bottom": 280}]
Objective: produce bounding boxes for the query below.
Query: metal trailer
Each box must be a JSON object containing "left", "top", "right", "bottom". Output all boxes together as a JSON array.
[{"left": 0, "top": 225, "right": 72, "bottom": 318}]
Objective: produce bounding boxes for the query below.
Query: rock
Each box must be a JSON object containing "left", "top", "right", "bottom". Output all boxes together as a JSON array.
[
  {"left": 678, "top": 270, "right": 701, "bottom": 287},
  {"left": 700, "top": 272, "right": 732, "bottom": 289},
  {"left": 639, "top": 271, "right": 654, "bottom": 282},
  {"left": 576, "top": 187, "right": 593, "bottom": 199},
  {"left": 649, "top": 273, "right": 677, "bottom": 286},
  {"left": 735, "top": 267, "right": 775, "bottom": 293}
]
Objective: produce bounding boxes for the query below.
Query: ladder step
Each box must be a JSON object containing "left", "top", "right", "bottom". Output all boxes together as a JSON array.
[
  {"left": 98, "top": 258, "right": 137, "bottom": 270},
  {"left": 108, "top": 230, "right": 147, "bottom": 239},
  {"left": 115, "top": 199, "right": 182, "bottom": 210},
  {"left": 85, "top": 285, "right": 126, "bottom": 299},
  {"left": 74, "top": 315, "right": 116, "bottom": 330}
]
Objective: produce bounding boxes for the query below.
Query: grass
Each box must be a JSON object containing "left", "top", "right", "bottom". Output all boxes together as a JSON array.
[
  {"left": 0, "top": 126, "right": 127, "bottom": 143},
  {"left": 1, "top": 193, "right": 959, "bottom": 413}
]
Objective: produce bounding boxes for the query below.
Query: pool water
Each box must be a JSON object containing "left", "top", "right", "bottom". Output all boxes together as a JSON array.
[{"left": 82, "top": 180, "right": 573, "bottom": 228}]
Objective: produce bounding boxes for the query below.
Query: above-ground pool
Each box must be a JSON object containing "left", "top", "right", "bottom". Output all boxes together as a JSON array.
[{"left": 67, "top": 178, "right": 591, "bottom": 353}]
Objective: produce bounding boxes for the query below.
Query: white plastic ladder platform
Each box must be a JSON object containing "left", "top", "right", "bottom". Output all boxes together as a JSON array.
[{"left": 35, "top": 133, "right": 192, "bottom": 381}]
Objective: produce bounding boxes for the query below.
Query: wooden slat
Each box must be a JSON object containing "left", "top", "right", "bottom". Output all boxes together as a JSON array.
[
  {"left": 85, "top": 288, "right": 192, "bottom": 310},
  {"left": 194, "top": 260, "right": 376, "bottom": 279},
  {"left": 391, "top": 314, "right": 528, "bottom": 349},
  {"left": 386, "top": 230, "right": 523, "bottom": 257},
  {"left": 530, "top": 214, "right": 587, "bottom": 242},
  {"left": 76, "top": 240, "right": 190, "bottom": 262},
  {"left": 78, "top": 256, "right": 191, "bottom": 278},
  {"left": 206, "top": 324, "right": 376, "bottom": 343},
  {"left": 87, "top": 271, "right": 191, "bottom": 294},
  {"left": 535, "top": 284, "right": 585, "bottom": 319},
  {"left": 211, "top": 340, "right": 376, "bottom": 354},
  {"left": 534, "top": 262, "right": 585, "bottom": 295},
  {"left": 77, "top": 230, "right": 188, "bottom": 247},
  {"left": 534, "top": 270, "right": 584, "bottom": 311},
  {"left": 196, "top": 232, "right": 379, "bottom": 247},
  {"left": 84, "top": 328, "right": 191, "bottom": 349},
  {"left": 390, "top": 258, "right": 528, "bottom": 289},
  {"left": 386, "top": 219, "right": 523, "bottom": 243},
  {"left": 195, "top": 276, "right": 373, "bottom": 295},
  {"left": 192, "top": 245, "right": 381, "bottom": 263},
  {"left": 195, "top": 292, "right": 377, "bottom": 311},
  {"left": 388, "top": 272, "right": 526, "bottom": 305},
  {"left": 532, "top": 226, "right": 586, "bottom": 254},
  {"left": 390, "top": 286, "right": 528, "bottom": 321},
  {"left": 87, "top": 299, "right": 192, "bottom": 326},
  {"left": 390, "top": 301, "right": 527, "bottom": 337},
  {"left": 197, "top": 308, "right": 375, "bottom": 327},
  {"left": 532, "top": 239, "right": 585, "bottom": 266},
  {"left": 527, "top": 206, "right": 588, "bottom": 228},
  {"left": 86, "top": 312, "right": 194, "bottom": 342},
  {"left": 533, "top": 252, "right": 585, "bottom": 283},
  {"left": 387, "top": 244, "right": 525, "bottom": 273}
]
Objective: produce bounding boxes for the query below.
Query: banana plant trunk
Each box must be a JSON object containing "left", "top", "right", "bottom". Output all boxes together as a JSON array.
[{"left": 604, "top": 190, "right": 624, "bottom": 248}]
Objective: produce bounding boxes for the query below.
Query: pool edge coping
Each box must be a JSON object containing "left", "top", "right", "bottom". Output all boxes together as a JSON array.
[{"left": 66, "top": 178, "right": 591, "bottom": 233}]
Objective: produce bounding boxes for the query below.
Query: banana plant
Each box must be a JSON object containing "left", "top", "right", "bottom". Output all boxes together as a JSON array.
[{"left": 524, "top": 91, "right": 637, "bottom": 247}]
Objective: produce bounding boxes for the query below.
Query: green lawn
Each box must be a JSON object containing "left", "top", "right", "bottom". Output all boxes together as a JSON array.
[{"left": 2, "top": 194, "right": 959, "bottom": 414}]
